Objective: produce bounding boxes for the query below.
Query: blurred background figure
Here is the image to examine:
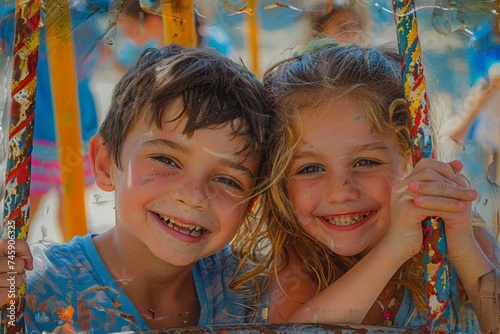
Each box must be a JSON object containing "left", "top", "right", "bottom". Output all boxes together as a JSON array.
[
  {"left": 442, "top": 14, "right": 500, "bottom": 234},
  {"left": 107, "top": 0, "right": 164, "bottom": 75},
  {"left": 108, "top": 0, "right": 236, "bottom": 74},
  {"left": 304, "top": 0, "right": 371, "bottom": 45},
  {"left": 0, "top": 5, "right": 105, "bottom": 241},
  {"left": 443, "top": 13, "right": 500, "bottom": 184},
  {"left": 196, "top": 6, "right": 237, "bottom": 58}
]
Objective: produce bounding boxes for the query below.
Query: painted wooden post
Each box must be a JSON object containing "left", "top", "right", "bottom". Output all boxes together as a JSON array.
[
  {"left": 45, "top": 0, "right": 88, "bottom": 241},
  {"left": 247, "top": 0, "right": 260, "bottom": 77},
  {"left": 1, "top": 0, "right": 41, "bottom": 332},
  {"left": 162, "top": 0, "right": 196, "bottom": 47},
  {"left": 391, "top": 0, "right": 451, "bottom": 332}
]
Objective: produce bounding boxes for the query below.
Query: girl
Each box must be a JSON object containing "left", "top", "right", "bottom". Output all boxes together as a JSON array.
[{"left": 232, "top": 41, "right": 499, "bottom": 332}]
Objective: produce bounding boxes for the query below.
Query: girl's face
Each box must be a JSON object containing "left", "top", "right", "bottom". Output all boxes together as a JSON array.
[{"left": 287, "top": 96, "right": 409, "bottom": 257}]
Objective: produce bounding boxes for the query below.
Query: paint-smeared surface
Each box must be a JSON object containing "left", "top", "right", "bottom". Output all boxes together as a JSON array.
[
  {"left": 391, "top": 0, "right": 450, "bottom": 332},
  {"left": 0, "top": 0, "right": 41, "bottom": 332}
]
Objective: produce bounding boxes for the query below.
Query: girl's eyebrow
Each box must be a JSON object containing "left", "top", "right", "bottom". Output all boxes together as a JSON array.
[
  {"left": 347, "top": 142, "right": 390, "bottom": 154},
  {"left": 142, "top": 139, "right": 255, "bottom": 179},
  {"left": 293, "top": 150, "right": 318, "bottom": 161},
  {"left": 293, "top": 141, "right": 390, "bottom": 160}
]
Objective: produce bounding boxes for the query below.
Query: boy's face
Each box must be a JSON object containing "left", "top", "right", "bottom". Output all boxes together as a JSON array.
[
  {"left": 109, "top": 102, "right": 258, "bottom": 266},
  {"left": 286, "top": 97, "right": 409, "bottom": 257}
]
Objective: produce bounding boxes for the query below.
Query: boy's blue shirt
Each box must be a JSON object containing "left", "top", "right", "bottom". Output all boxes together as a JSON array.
[{"left": 21, "top": 234, "right": 264, "bottom": 332}]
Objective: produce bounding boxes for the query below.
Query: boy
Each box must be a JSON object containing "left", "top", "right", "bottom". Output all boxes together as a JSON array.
[{"left": 0, "top": 44, "right": 272, "bottom": 331}]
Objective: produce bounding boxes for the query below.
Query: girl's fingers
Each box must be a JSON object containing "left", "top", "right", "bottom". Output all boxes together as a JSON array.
[
  {"left": 408, "top": 180, "right": 477, "bottom": 201},
  {"left": 411, "top": 159, "right": 468, "bottom": 188},
  {"left": 413, "top": 194, "right": 470, "bottom": 212}
]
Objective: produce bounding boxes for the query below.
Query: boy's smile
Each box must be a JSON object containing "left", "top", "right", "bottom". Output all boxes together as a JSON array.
[
  {"left": 157, "top": 214, "right": 205, "bottom": 238},
  {"left": 95, "top": 104, "right": 259, "bottom": 269}
]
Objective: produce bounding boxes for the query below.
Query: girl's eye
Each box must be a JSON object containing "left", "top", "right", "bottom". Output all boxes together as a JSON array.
[
  {"left": 353, "top": 159, "right": 382, "bottom": 168},
  {"left": 151, "top": 155, "right": 178, "bottom": 167},
  {"left": 297, "top": 165, "right": 324, "bottom": 175},
  {"left": 213, "top": 177, "right": 243, "bottom": 190}
]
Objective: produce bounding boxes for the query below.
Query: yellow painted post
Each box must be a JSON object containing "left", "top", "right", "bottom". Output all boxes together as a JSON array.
[
  {"left": 45, "top": 0, "right": 87, "bottom": 241},
  {"left": 247, "top": 0, "right": 260, "bottom": 77},
  {"left": 162, "top": 0, "right": 196, "bottom": 47}
]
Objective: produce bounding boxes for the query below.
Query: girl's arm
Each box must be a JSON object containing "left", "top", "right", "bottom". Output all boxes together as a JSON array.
[
  {"left": 287, "top": 239, "right": 406, "bottom": 323},
  {"left": 447, "top": 218, "right": 500, "bottom": 332}
]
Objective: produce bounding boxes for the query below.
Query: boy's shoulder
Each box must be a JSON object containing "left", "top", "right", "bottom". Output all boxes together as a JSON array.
[
  {"left": 25, "top": 234, "right": 145, "bottom": 332},
  {"left": 27, "top": 233, "right": 98, "bottom": 283},
  {"left": 30, "top": 234, "right": 93, "bottom": 265}
]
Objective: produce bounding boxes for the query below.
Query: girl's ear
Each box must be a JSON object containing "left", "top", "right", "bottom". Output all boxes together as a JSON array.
[{"left": 89, "top": 134, "right": 115, "bottom": 192}]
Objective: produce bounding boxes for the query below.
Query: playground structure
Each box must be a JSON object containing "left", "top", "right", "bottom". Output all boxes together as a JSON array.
[{"left": 0, "top": 0, "right": 498, "bottom": 332}]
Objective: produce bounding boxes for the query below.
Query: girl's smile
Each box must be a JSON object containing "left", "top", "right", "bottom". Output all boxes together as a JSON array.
[
  {"left": 287, "top": 97, "right": 408, "bottom": 256},
  {"left": 321, "top": 210, "right": 374, "bottom": 231}
]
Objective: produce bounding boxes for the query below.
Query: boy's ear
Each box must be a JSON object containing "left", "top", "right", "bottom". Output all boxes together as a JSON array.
[{"left": 89, "top": 134, "right": 115, "bottom": 192}]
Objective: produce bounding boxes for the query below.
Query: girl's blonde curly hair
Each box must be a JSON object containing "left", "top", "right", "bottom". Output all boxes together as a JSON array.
[{"left": 231, "top": 41, "right": 427, "bottom": 315}]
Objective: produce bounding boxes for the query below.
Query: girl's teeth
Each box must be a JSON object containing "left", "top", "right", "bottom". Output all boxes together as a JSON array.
[{"left": 324, "top": 211, "right": 370, "bottom": 226}]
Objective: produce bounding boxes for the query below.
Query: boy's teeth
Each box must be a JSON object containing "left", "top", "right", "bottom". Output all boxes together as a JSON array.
[
  {"left": 159, "top": 215, "right": 204, "bottom": 237},
  {"left": 324, "top": 211, "right": 370, "bottom": 226}
]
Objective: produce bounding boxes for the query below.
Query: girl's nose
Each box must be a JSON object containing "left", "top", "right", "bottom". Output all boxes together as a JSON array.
[{"left": 324, "top": 172, "right": 360, "bottom": 204}]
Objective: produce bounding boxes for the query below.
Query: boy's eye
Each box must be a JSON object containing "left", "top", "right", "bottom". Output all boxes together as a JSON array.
[
  {"left": 213, "top": 177, "right": 243, "bottom": 190},
  {"left": 353, "top": 159, "right": 382, "bottom": 168},
  {"left": 151, "top": 155, "right": 178, "bottom": 167},
  {"left": 297, "top": 164, "right": 324, "bottom": 175}
]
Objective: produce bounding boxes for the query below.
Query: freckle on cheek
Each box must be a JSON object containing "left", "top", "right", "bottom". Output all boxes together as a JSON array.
[{"left": 139, "top": 177, "right": 155, "bottom": 185}]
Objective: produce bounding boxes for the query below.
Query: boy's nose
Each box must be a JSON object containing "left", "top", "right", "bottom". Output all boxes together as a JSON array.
[{"left": 171, "top": 181, "right": 210, "bottom": 210}]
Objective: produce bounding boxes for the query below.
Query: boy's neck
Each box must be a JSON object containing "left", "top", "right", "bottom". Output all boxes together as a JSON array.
[{"left": 93, "top": 230, "right": 201, "bottom": 328}]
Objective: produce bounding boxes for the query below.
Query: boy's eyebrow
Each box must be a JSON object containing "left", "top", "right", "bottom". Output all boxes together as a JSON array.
[
  {"left": 142, "top": 138, "right": 190, "bottom": 154},
  {"left": 142, "top": 139, "right": 255, "bottom": 179},
  {"left": 220, "top": 160, "right": 255, "bottom": 179},
  {"left": 204, "top": 147, "right": 256, "bottom": 179}
]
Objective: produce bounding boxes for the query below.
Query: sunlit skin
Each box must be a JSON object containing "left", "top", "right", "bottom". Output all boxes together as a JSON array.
[
  {"left": 287, "top": 97, "right": 410, "bottom": 257},
  {"left": 280, "top": 96, "right": 495, "bottom": 328},
  {"left": 86, "top": 103, "right": 259, "bottom": 327},
  {"left": 92, "top": 108, "right": 258, "bottom": 272}
]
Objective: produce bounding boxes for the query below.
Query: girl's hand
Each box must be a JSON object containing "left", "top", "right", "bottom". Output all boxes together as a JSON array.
[
  {"left": 385, "top": 159, "right": 477, "bottom": 261},
  {"left": 0, "top": 239, "right": 33, "bottom": 307}
]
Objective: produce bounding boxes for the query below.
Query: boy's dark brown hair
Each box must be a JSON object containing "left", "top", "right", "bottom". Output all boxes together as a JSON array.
[{"left": 99, "top": 44, "right": 272, "bottom": 186}]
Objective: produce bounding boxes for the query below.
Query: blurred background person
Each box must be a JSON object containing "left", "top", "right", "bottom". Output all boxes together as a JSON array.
[
  {"left": 442, "top": 14, "right": 500, "bottom": 234},
  {"left": 0, "top": 5, "right": 106, "bottom": 241},
  {"left": 304, "top": 0, "right": 372, "bottom": 45}
]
